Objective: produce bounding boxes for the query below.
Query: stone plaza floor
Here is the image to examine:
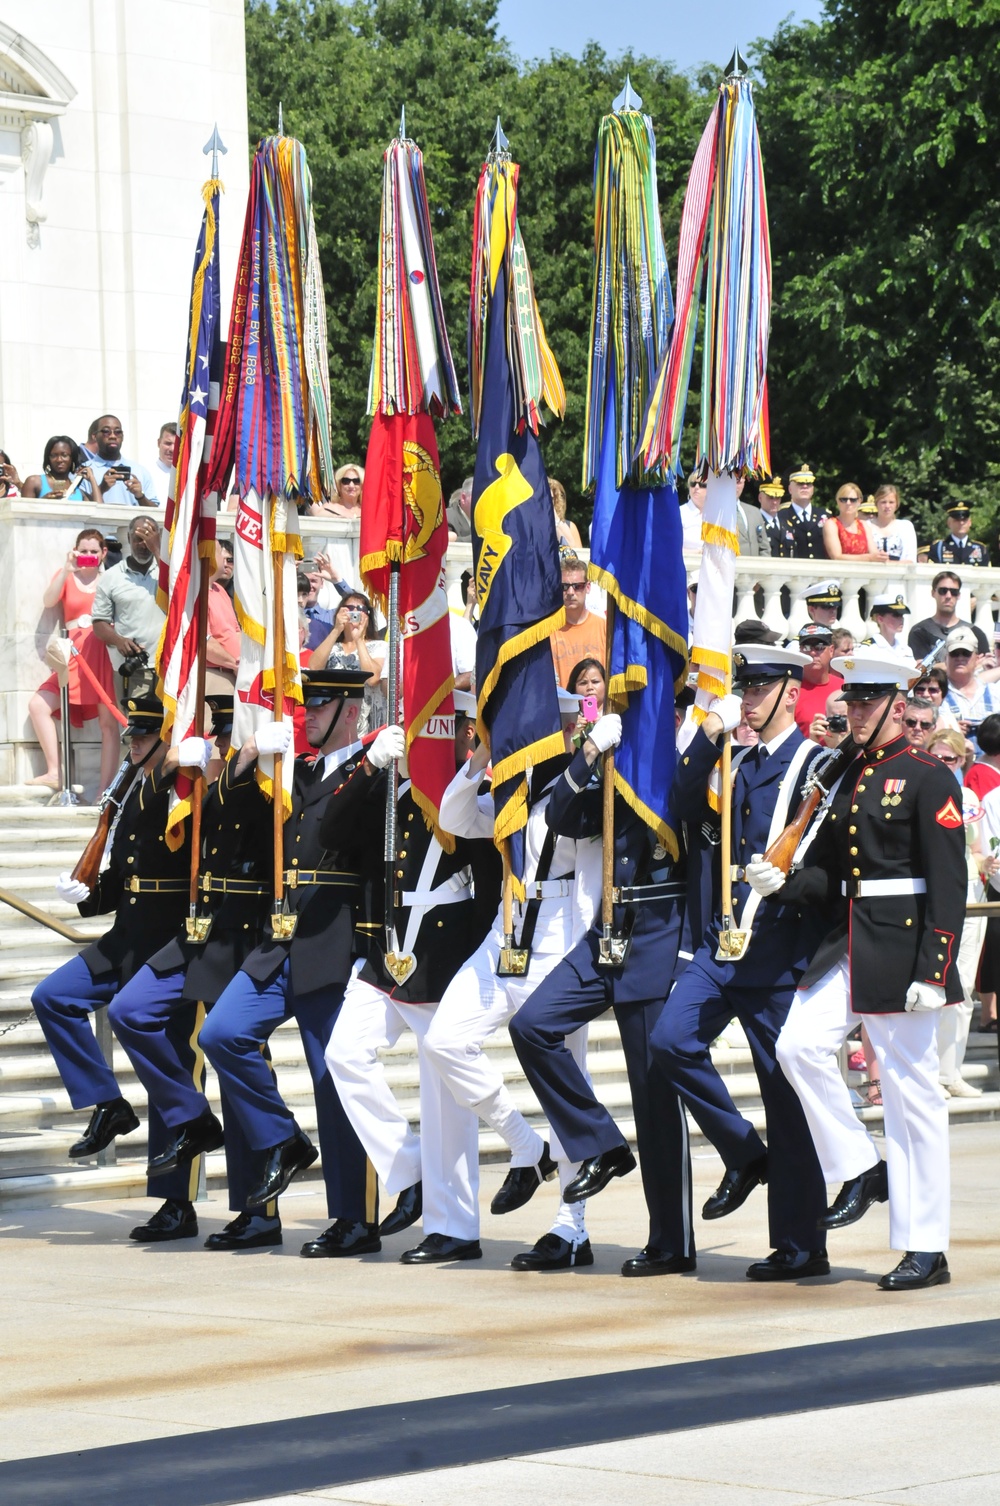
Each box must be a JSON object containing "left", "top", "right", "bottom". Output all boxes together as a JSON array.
[{"left": 1, "top": 1122, "right": 997, "bottom": 1505}]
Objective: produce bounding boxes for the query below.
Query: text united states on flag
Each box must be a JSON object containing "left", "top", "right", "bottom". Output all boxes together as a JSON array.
[{"left": 156, "top": 181, "right": 223, "bottom": 850}]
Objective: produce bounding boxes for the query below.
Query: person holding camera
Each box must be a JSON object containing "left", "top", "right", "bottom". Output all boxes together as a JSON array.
[
  {"left": 88, "top": 415, "right": 155, "bottom": 506},
  {"left": 21, "top": 436, "right": 98, "bottom": 502},
  {"left": 91, "top": 516, "right": 165, "bottom": 692},
  {"left": 308, "top": 591, "right": 387, "bottom": 734}
]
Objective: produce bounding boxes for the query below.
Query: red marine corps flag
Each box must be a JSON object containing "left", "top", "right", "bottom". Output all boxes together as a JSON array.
[{"left": 360, "top": 117, "right": 462, "bottom": 845}]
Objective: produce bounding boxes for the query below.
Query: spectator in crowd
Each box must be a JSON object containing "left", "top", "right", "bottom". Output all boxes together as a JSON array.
[
  {"left": 821, "top": 481, "right": 886, "bottom": 563},
  {"left": 926, "top": 725, "right": 991, "bottom": 1096},
  {"left": 146, "top": 422, "right": 178, "bottom": 505},
  {"left": 550, "top": 478, "right": 583, "bottom": 550},
  {"left": 91, "top": 515, "right": 165, "bottom": 685},
  {"left": 449, "top": 605, "right": 477, "bottom": 691},
  {"left": 868, "top": 484, "right": 918, "bottom": 564},
  {"left": 793, "top": 622, "right": 843, "bottom": 734},
  {"left": 0, "top": 449, "right": 21, "bottom": 495},
  {"left": 567, "top": 656, "right": 606, "bottom": 742},
  {"left": 798, "top": 579, "right": 842, "bottom": 628},
  {"left": 79, "top": 418, "right": 100, "bottom": 461},
  {"left": 734, "top": 618, "right": 780, "bottom": 646},
  {"left": 964, "top": 712, "right": 1000, "bottom": 801},
  {"left": 550, "top": 553, "right": 606, "bottom": 687},
  {"left": 21, "top": 437, "right": 98, "bottom": 502},
  {"left": 777, "top": 462, "right": 829, "bottom": 558},
  {"left": 204, "top": 542, "right": 241, "bottom": 690},
  {"left": 830, "top": 627, "right": 854, "bottom": 655},
  {"left": 459, "top": 569, "right": 479, "bottom": 630},
  {"left": 297, "top": 568, "right": 335, "bottom": 653},
  {"left": 679, "top": 471, "right": 705, "bottom": 552},
  {"left": 310, "top": 547, "right": 361, "bottom": 613},
  {"left": 907, "top": 569, "right": 989, "bottom": 664},
  {"left": 923, "top": 503, "right": 991, "bottom": 567},
  {"left": 808, "top": 690, "right": 850, "bottom": 749},
  {"left": 216, "top": 538, "right": 235, "bottom": 599},
  {"left": 867, "top": 592, "right": 910, "bottom": 652},
  {"left": 311, "top": 462, "right": 364, "bottom": 520},
  {"left": 308, "top": 591, "right": 387, "bottom": 732},
  {"left": 28, "top": 526, "right": 119, "bottom": 793},
  {"left": 446, "top": 476, "right": 474, "bottom": 541},
  {"left": 941, "top": 626, "right": 1000, "bottom": 740},
  {"left": 735, "top": 475, "right": 771, "bottom": 557},
  {"left": 911, "top": 665, "right": 960, "bottom": 732},
  {"left": 88, "top": 416, "right": 156, "bottom": 507},
  {"left": 757, "top": 477, "right": 794, "bottom": 556},
  {"left": 902, "top": 697, "right": 938, "bottom": 748}
]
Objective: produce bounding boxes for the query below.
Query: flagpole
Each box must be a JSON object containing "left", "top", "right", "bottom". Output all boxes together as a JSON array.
[
  {"left": 383, "top": 561, "right": 402, "bottom": 960},
  {"left": 270, "top": 514, "right": 289, "bottom": 937},
  {"left": 185, "top": 560, "right": 212, "bottom": 941},
  {"left": 598, "top": 594, "right": 626, "bottom": 966}
]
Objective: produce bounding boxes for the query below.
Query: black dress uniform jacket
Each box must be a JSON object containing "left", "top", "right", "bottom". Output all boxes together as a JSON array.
[
  {"left": 782, "top": 735, "right": 966, "bottom": 1010},
  {"left": 762, "top": 511, "right": 796, "bottom": 558},
  {"left": 332, "top": 766, "right": 500, "bottom": 1004},
  {"left": 78, "top": 765, "right": 191, "bottom": 986},
  {"left": 146, "top": 757, "right": 274, "bottom": 1003},
  {"left": 242, "top": 748, "right": 375, "bottom": 994},
  {"left": 927, "top": 536, "right": 991, "bottom": 567},
  {"left": 545, "top": 747, "right": 686, "bottom": 1004},
  {"left": 776, "top": 504, "right": 830, "bottom": 559}
]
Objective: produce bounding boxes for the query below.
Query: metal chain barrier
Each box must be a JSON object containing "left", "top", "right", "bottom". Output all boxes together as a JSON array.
[{"left": 0, "top": 1011, "right": 33, "bottom": 1039}]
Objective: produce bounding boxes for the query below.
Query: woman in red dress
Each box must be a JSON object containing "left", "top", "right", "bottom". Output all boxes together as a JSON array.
[
  {"left": 822, "top": 482, "right": 889, "bottom": 564},
  {"left": 28, "top": 526, "right": 120, "bottom": 793}
]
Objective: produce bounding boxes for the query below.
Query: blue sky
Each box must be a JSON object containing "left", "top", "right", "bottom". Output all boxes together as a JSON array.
[{"left": 494, "top": 0, "right": 826, "bottom": 71}]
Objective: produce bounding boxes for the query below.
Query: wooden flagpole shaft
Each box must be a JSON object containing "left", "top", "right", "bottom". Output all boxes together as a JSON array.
[
  {"left": 271, "top": 538, "right": 286, "bottom": 915},
  {"left": 184, "top": 559, "right": 211, "bottom": 938},
  {"left": 601, "top": 595, "right": 617, "bottom": 932},
  {"left": 383, "top": 562, "right": 402, "bottom": 954},
  {"left": 719, "top": 665, "right": 734, "bottom": 927}
]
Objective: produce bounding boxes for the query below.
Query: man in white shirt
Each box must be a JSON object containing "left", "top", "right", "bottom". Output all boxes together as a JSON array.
[{"left": 146, "top": 423, "right": 178, "bottom": 505}]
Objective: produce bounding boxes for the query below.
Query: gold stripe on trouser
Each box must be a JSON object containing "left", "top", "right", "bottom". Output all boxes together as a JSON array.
[
  {"left": 185, "top": 1002, "right": 208, "bottom": 1202},
  {"left": 365, "top": 1157, "right": 378, "bottom": 1225}
]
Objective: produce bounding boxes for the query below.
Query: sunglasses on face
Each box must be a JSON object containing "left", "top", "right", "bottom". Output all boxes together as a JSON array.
[
  {"left": 904, "top": 718, "right": 934, "bottom": 731},
  {"left": 837, "top": 495, "right": 861, "bottom": 504},
  {"left": 688, "top": 481, "right": 706, "bottom": 491},
  {"left": 935, "top": 753, "right": 960, "bottom": 765},
  {"left": 948, "top": 649, "right": 973, "bottom": 659},
  {"left": 562, "top": 581, "right": 586, "bottom": 593},
  {"left": 936, "top": 587, "right": 960, "bottom": 596}
]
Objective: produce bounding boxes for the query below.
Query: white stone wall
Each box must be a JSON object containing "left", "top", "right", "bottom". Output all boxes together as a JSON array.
[{"left": 0, "top": 0, "right": 250, "bottom": 477}]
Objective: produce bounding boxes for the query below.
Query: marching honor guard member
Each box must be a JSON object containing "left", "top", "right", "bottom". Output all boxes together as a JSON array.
[
  {"left": 773, "top": 646, "right": 966, "bottom": 1290},
  {"left": 108, "top": 695, "right": 281, "bottom": 1250},
  {"left": 324, "top": 693, "right": 501, "bottom": 1255},
  {"left": 509, "top": 712, "right": 696, "bottom": 1276},
  {"left": 31, "top": 692, "right": 205, "bottom": 1241},
  {"left": 402, "top": 688, "right": 603, "bottom": 1265},
  {"left": 199, "top": 668, "right": 381, "bottom": 1257},
  {"left": 651, "top": 644, "right": 830, "bottom": 1280}
]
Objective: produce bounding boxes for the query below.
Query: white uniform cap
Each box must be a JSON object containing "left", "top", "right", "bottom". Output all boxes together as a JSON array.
[
  {"left": 732, "top": 642, "right": 811, "bottom": 685},
  {"left": 452, "top": 690, "right": 477, "bottom": 716},
  {"left": 557, "top": 684, "right": 583, "bottom": 713},
  {"left": 870, "top": 592, "right": 910, "bottom": 615},
  {"left": 799, "top": 579, "right": 842, "bottom": 603},
  {"left": 832, "top": 643, "right": 920, "bottom": 695}
]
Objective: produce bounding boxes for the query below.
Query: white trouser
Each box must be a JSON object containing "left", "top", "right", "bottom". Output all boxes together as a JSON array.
[
  {"left": 326, "top": 976, "right": 479, "bottom": 1242},
  {"left": 777, "top": 957, "right": 950, "bottom": 1252},
  {"left": 938, "top": 912, "right": 985, "bottom": 1085}
]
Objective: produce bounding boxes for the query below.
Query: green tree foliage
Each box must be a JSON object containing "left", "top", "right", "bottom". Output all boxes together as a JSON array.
[
  {"left": 754, "top": 0, "right": 1000, "bottom": 543},
  {"left": 244, "top": 0, "right": 705, "bottom": 527}
]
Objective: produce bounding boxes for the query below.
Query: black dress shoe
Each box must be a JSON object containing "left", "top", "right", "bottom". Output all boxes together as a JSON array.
[
  {"left": 300, "top": 1219, "right": 381, "bottom": 1258},
  {"left": 379, "top": 1182, "right": 422, "bottom": 1237},
  {"left": 400, "top": 1232, "right": 482, "bottom": 1264},
  {"left": 68, "top": 1098, "right": 140, "bottom": 1159},
  {"left": 491, "top": 1144, "right": 557, "bottom": 1215},
  {"left": 621, "top": 1246, "right": 697, "bottom": 1277},
  {"left": 820, "top": 1158, "right": 889, "bottom": 1230},
  {"left": 511, "top": 1233, "right": 594, "bottom": 1270},
  {"left": 878, "top": 1251, "right": 950, "bottom": 1291},
  {"left": 746, "top": 1248, "right": 830, "bottom": 1281},
  {"left": 702, "top": 1152, "right": 768, "bottom": 1220},
  {"left": 204, "top": 1212, "right": 282, "bottom": 1250},
  {"left": 563, "top": 1145, "right": 636, "bottom": 1204},
  {"left": 129, "top": 1198, "right": 198, "bottom": 1242},
  {"left": 246, "top": 1127, "right": 317, "bottom": 1207},
  {"left": 147, "top": 1110, "right": 225, "bottom": 1177}
]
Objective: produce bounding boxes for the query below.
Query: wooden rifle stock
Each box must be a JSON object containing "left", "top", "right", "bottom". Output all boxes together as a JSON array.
[
  {"left": 763, "top": 741, "right": 857, "bottom": 875},
  {"left": 70, "top": 757, "right": 140, "bottom": 891}
]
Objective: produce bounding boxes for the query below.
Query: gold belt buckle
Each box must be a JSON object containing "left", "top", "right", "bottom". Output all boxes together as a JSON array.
[
  {"left": 129, "top": 875, "right": 140, "bottom": 893},
  {"left": 285, "top": 868, "right": 299, "bottom": 889}
]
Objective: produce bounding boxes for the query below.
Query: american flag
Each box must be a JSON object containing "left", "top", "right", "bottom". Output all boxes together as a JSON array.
[{"left": 156, "top": 182, "right": 223, "bottom": 849}]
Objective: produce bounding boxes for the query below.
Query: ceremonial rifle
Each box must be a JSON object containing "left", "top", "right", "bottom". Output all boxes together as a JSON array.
[
  {"left": 760, "top": 740, "right": 857, "bottom": 874},
  {"left": 70, "top": 755, "right": 142, "bottom": 892}
]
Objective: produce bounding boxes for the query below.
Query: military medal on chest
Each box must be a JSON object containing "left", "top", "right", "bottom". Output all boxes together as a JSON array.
[{"left": 881, "top": 778, "right": 906, "bottom": 808}]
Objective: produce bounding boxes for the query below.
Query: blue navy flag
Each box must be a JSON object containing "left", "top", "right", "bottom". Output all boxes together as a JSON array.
[
  {"left": 472, "top": 256, "right": 564, "bottom": 880},
  {"left": 589, "top": 369, "right": 688, "bottom": 854}
]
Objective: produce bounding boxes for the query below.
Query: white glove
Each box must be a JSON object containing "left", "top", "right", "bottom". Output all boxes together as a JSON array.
[
  {"left": 368, "top": 724, "right": 406, "bottom": 769},
  {"left": 177, "top": 736, "right": 210, "bottom": 771},
  {"left": 56, "top": 871, "right": 90, "bottom": 905},
  {"left": 745, "top": 858, "right": 786, "bottom": 896},
  {"left": 588, "top": 713, "right": 622, "bottom": 753},
  {"left": 708, "top": 693, "right": 743, "bottom": 734},
  {"left": 255, "top": 721, "right": 293, "bottom": 757},
  {"left": 905, "top": 982, "right": 947, "bottom": 1012}
]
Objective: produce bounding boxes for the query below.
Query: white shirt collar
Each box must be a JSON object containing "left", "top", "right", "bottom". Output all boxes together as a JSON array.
[
  {"left": 792, "top": 503, "right": 810, "bottom": 520},
  {"left": 760, "top": 721, "right": 798, "bottom": 754},
  {"left": 320, "top": 738, "right": 364, "bottom": 781}
]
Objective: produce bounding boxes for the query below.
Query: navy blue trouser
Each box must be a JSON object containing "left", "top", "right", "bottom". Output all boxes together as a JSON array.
[
  {"left": 649, "top": 945, "right": 827, "bottom": 1254},
  {"left": 109, "top": 963, "right": 261, "bottom": 1214},
  {"left": 31, "top": 952, "right": 202, "bottom": 1202},
  {"left": 199, "top": 960, "right": 376, "bottom": 1223},
  {"left": 509, "top": 947, "right": 694, "bottom": 1259}
]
